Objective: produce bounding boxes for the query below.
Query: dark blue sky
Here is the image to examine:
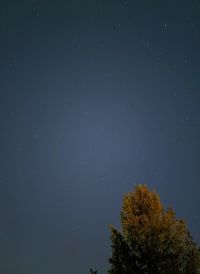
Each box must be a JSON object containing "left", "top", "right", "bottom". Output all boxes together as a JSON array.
[{"left": 1, "top": 0, "right": 200, "bottom": 273}]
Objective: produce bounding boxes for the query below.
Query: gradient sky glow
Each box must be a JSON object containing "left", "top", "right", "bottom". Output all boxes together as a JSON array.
[{"left": 1, "top": 1, "right": 200, "bottom": 273}]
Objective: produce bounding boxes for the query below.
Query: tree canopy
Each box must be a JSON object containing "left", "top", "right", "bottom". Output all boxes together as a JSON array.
[{"left": 108, "top": 184, "right": 200, "bottom": 274}]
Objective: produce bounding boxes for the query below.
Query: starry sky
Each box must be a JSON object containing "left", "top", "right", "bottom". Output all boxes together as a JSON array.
[{"left": 1, "top": 0, "right": 200, "bottom": 273}]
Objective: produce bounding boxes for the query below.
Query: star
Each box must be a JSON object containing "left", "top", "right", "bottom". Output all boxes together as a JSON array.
[
  {"left": 56, "top": 201, "right": 60, "bottom": 207},
  {"left": 33, "top": 133, "right": 39, "bottom": 140},
  {"left": 146, "top": 41, "right": 150, "bottom": 47}
]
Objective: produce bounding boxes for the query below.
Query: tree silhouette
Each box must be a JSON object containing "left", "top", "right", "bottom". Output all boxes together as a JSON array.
[
  {"left": 108, "top": 184, "right": 200, "bottom": 274},
  {"left": 90, "top": 268, "right": 98, "bottom": 274}
]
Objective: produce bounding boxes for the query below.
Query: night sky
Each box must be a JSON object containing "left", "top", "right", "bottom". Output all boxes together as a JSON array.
[{"left": 1, "top": 0, "right": 200, "bottom": 273}]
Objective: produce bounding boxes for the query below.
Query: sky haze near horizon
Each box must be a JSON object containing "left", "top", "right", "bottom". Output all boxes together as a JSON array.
[{"left": 0, "top": 1, "right": 200, "bottom": 273}]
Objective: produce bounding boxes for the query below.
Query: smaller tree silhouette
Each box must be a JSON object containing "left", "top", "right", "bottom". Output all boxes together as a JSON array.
[{"left": 90, "top": 268, "right": 97, "bottom": 274}]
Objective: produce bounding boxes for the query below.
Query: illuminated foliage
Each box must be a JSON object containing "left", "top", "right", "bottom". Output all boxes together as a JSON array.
[{"left": 108, "top": 185, "right": 200, "bottom": 274}]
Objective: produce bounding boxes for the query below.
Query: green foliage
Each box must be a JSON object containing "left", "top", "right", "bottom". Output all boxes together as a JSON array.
[
  {"left": 108, "top": 226, "right": 138, "bottom": 274},
  {"left": 108, "top": 185, "right": 200, "bottom": 274}
]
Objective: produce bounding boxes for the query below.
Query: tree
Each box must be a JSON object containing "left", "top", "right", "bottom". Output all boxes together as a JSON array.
[
  {"left": 108, "top": 184, "right": 200, "bottom": 274},
  {"left": 108, "top": 225, "right": 139, "bottom": 274},
  {"left": 90, "top": 268, "right": 98, "bottom": 274}
]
